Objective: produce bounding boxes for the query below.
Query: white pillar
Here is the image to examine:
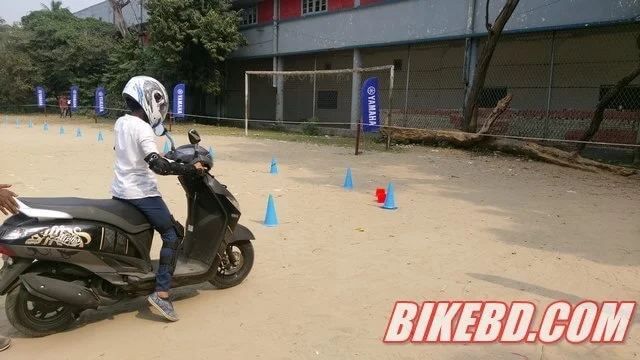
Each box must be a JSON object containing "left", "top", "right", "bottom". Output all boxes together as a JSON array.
[
  {"left": 350, "top": 48, "right": 361, "bottom": 130},
  {"left": 276, "top": 57, "right": 284, "bottom": 123}
]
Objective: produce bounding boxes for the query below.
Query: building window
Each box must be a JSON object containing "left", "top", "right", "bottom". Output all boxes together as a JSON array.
[
  {"left": 599, "top": 85, "right": 640, "bottom": 110},
  {"left": 302, "top": 0, "right": 327, "bottom": 15},
  {"left": 393, "top": 59, "right": 403, "bottom": 71},
  {"left": 478, "top": 87, "right": 507, "bottom": 108},
  {"left": 241, "top": 5, "right": 258, "bottom": 26},
  {"left": 317, "top": 90, "right": 338, "bottom": 109}
]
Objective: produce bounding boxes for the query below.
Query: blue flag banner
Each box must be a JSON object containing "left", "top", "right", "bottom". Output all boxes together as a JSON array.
[
  {"left": 361, "top": 77, "right": 381, "bottom": 132},
  {"left": 173, "top": 83, "right": 185, "bottom": 118},
  {"left": 36, "top": 86, "right": 46, "bottom": 109},
  {"left": 95, "top": 87, "right": 106, "bottom": 115},
  {"left": 71, "top": 86, "right": 79, "bottom": 111}
]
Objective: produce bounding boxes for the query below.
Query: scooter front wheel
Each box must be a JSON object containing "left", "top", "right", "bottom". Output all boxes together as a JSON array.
[
  {"left": 209, "top": 241, "right": 254, "bottom": 289},
  {"left": 5, "top": 282, "right": 76, "bottom": 337}
]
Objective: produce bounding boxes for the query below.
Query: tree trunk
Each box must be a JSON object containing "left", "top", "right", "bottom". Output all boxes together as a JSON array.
[
  {"left": 107, "top": 0, "right": 129, "bottom": 38},
  {"left": 462, "top": 0, "right": 520, "bottom": 133},
  {"left": 576, "top": 64, "right": 640, "bottom": 153}
]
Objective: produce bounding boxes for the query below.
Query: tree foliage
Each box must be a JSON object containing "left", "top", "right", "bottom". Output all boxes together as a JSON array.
[
  {"left": 0, "top": 23, "right": 41, "bottom": 107},
  {"left": 145, "top": 0, "right": 246, "bottom": 96},
  {"left": 20, "top": 8, "right": 118, "bottom": 106},
  {"left": 0, "top": 0, "right": 245, "bottom": 115}
]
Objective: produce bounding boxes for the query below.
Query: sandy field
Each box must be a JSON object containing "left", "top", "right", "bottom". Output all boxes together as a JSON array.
[{"left": 0, "top": 115, "right": 639, "bottom": 360}]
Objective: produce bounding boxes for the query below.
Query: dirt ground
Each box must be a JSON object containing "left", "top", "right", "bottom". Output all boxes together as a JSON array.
[{"left": 0, "top": 115, "right": 639, "bottom": 360}]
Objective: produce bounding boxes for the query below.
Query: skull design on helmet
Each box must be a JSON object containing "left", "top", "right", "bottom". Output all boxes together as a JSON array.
[{"left": 122, "top": 76, "right": 169, "bottom": 132}]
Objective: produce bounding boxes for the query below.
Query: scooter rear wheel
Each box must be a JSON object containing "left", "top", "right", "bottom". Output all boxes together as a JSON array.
[
  {"left": 209, "top": 241, "right": 254, "bottom": 289},
  {"left": 5, "top": 282, "right": 76, "bottom": 337}
]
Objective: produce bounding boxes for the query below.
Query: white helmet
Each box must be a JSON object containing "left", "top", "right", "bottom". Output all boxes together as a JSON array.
[{"left": 122, "top": 76, "right": 169, "bottom": 131}]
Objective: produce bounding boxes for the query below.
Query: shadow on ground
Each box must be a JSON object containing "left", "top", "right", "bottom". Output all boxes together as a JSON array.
[{"left": 223, "top": 141, "right": 640, "bottom": 267}]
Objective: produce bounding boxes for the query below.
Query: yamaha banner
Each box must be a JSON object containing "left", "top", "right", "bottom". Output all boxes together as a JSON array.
[
  {"left": 173, "top": 83, "right": 185, "bottom": 118},
  {"left": 361, "top": 77, "right": 381, "bottom": 132},
  {"left": 95, "top": 87, "right": 106, "bottom": 115},
  {"left": 36, "top": 86, "right": 46, "bottom": 108},
  {"left": 70, "top": 86, "right": 79, "bottom": 111}
]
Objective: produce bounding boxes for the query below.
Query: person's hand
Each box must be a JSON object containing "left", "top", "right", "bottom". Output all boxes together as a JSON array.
[
  {"left": 0, "top": 184, "right": 19, "bottom": 216},
  {"left": 193, "top": 162, "right": 206, "bottom": 176}
]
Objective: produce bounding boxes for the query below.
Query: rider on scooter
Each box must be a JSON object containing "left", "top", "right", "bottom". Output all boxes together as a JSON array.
[{"left": 110, "top": 76, "right": 205, "bottom": 322}]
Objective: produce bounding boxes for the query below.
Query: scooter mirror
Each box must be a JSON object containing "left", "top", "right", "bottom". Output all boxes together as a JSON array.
[
  {"left": 153, "top": 124, "right": 167, "bottom": 137},
  {"left": 188, "top": 128, "right": 201, "bottom": 144}
]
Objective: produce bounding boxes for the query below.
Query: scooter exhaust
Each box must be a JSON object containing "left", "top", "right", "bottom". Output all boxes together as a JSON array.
[{"left": 19, "top": 273, "right": 101, "bottom": 309}]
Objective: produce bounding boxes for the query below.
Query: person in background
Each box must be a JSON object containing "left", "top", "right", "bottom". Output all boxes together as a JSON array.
[
  {"left": 58, "top": 95, "right": 66, "bottom": 117},
  {"left": 0, "top": 183, "right": 18, "bottom": 352},
  {"left": 66, "top": 97, "right": 72, "bottom": 117}
]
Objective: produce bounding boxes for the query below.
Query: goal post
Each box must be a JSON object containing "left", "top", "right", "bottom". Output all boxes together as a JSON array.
[{"left": 244, "top": 65, "right": 395, "bottom": 150}]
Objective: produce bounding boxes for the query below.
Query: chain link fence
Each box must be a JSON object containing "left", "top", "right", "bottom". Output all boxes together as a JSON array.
[{"left": 223, "top": 23, "right": 640, "bottom": 162}]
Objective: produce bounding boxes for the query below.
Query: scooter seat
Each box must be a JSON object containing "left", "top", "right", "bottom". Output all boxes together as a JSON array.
[{"left": 19, "top": 197, "right": 153, "bottom": 234}]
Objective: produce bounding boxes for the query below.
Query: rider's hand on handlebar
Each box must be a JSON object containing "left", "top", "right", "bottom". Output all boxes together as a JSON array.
[{"left": 194, "top": 162, "right": 206, "bottom": 176}]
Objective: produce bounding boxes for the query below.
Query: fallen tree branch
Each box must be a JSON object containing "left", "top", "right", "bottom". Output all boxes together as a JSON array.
[
  {"left": 478, "top": 92, "right": 512, "bottom": 135},
  {"left": 382, "top": 127, "right": 636, "bottom": 176},
  {"left": 381, "top": 93, "right": 636, "bottom": 176}
]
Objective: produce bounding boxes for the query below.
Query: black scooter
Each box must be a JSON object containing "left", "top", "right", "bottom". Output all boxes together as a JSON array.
[{"left": 0, "top": 128, "right": 255, "bottom": 337}]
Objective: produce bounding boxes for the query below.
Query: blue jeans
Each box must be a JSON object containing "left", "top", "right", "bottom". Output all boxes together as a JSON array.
[{"left": 113, "top": 196, "right": 178, "bottom": 292}]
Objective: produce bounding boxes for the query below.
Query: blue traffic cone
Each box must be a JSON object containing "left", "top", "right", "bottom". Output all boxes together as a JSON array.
[
  {"left": 163, "top": 141, "right": 170, "bottom": 153},
  {"left": 44, "top": 121, "right": 48, "bottom": 131},
  {"left": 270, "top": 157, "right": 278, "bottom": 174},
  {"left": 3, "top": 116, "right": 7, "bottom": 124},
  {"left": 344, "top": 168, "right": 353, "bottom": 189},
  {"left": 76, "top": 128, "right": 82, "bottom": 137},
  {"left": 263, "top": 194, "right": 279, "bottom": 227},
  {"left": 15, "top": 118, "right": 20, "bottom": 125},
  {"left": 209, "top": 146, "right": 214, "bottom": 159},
  {"left": 28, "top": 120, "right": 33, "bottom": 128},
  {"left": 59, "top": 126, "right": 65, "bottom": 135},
  {"left": 97, "top": 131, "right": 104, "bottom": 142},
  {"left": 381, "top": 182, "right": 398, "bottom": 210}
]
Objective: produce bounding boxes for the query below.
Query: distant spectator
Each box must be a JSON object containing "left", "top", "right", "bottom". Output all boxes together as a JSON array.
[{"left": 58, "top": 95, "right": 66, "bottom": 117}]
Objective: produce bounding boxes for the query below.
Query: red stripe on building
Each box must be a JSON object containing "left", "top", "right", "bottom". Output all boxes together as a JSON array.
[
  {"left": 329, "top": 0, "right": 353, "bottom": 11},
  {"left": 258, "top": 0, "right": 275, "bottom": 23},
  {"left": 280, "top": 0, "right": 301, "bottom": 19}
]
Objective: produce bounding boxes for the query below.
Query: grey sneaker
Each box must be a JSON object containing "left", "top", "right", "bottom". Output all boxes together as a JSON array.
[
  {"left": 0, "top": 336, "right": 10, "bottom": 352},
  {"left": 148, "top": 292, "right": 179, "bottom": 322}
]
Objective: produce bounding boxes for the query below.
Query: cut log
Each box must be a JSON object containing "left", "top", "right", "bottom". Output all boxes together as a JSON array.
[
  {"left": 487, "top": 138, "right": 637, "bottom": 176},
  {"left": 380, "top": 127, "right": 637, "bottom": 176}
]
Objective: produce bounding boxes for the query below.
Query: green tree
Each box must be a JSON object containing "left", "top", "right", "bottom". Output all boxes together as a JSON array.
[
  {"left": 145, "top": 0, "right": 246, "bottom": 113},
  {"left": 20, "top": 8, "right": 118, "bottom": 109},
  {"left": 103, "top": 34, "right": 158, "bottom": 113},
  {"left": 40, "top": 1, "right": 65, "bottom": 11},
  {"left": 0, "top": 24, "right": 41, "bottom": 109}
]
